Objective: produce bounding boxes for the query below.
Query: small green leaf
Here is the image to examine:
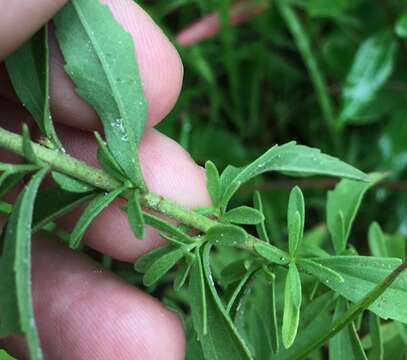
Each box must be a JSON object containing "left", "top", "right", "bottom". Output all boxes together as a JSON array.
[
  {"left": 189, "top": 247, "right": 207, "bottom": 338},
  {"left": 253, "top": 191, "right": 270, "bottom": 242},
  {"left": 205, "top": 160, "right": 221, "bottom": 209},
  {"left": 206, "top": 224, "right": 247, "bottom": 246},
  {"left": 143, "top": 212, "right": 194, "bottom": 244},
  {"left": 395, "top": 13, "right": 407, "bottom": 38},
  {"left": 69, "top": 187, "right": 125, "bottom": 249},
  {"left": 338, "top": 30, "right": 398, "bottom": 125},
  {"left": 52, "top": 172, "right": 95, "bottom": 193},
  {"left": 0, "top": 167, "right": 49, "bottom": 360},
  {"left": 327, "top": 172, "right": 386, "bottom": 253},
  {"left": 329, "top": 298, "right": 368, "bottom": 360},
  {"left": 0, "top": 173, "right": 25, "bottom": 200},
  {"left": 32, "top": 187, "right": 95, "bottom": 232},
  {"left": 134, "top": 245, "right": 174, "bottom": 273},
  {"left": 143, "top": 247, "right": 187, "bottom": 286},
  {"left": 220, "top": 142, "right": 368, "bottom": 210},
  {"left": 174, "top": 261, "right": 192, "bottom": 291},
  {"left": 127, "top": 191, "right": 145, "bottom": 240},
  {"left": 54, "top": 0, "right": 147, "bottom": 188},
  {"left": 223, "top": 206, "right": 265, "bottom": 225},
  {"left": 287, "top": 186, "right": 305, "bottom": 257},
  {"left": 22, "top": 124, "right": 38, "bottom": 164},
  {"left": 311, "top": 256, "right": 407, "bottom": 324},
  {"left": 282, "top": 263, "right": 302, "bottom": 349},
  {"left": 254, "top": 242, "right": 290, "bottom": 265},
  {"left": 299, "top": 258, "right": 344, "bottom": 284},
  {"left": 368, "top": 222, "right": 388, "bottom": 258},
  {"left": 5, "top": 25, "right": 62, "bottom": 149},
  {"left": 94, "top": 132, "right": 127, "bottom": 181},
  {"left": 369, "top": 313, "right": 383, "bottom": 360}
]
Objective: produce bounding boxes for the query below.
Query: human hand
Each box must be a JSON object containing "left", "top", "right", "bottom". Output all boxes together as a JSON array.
[{"left": 0, "top": 0, "right": 210, "bottom": 358}]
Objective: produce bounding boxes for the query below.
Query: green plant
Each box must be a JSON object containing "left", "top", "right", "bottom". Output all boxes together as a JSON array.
[{"left": 0, "top": 0, "right": 407, "bottom": 359}]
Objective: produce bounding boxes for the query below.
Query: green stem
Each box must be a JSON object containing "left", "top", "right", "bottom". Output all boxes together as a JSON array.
[{"left": 0, "top": 126, "right": 287, "bottom": 258}]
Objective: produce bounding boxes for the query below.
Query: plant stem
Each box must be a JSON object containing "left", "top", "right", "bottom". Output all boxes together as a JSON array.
[{"left": 0, "top": 126, "right": 287, "bottom": 257}]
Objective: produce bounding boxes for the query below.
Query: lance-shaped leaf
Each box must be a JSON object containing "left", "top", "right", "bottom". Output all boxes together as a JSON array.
[
  {"left": 206, "top": 224, "right": 247, "bottom": 247},
  {"left": 368, "top": 222, "right": 388, "bottom": 258},
  {"left": 134, "top": 245, "right": 174, "bottom": 273},
  {"left": 255, "top": 242, "right": 290, "bottom": 265},
  {"left": 205, "top": 160, "right": 221, "bottom": 209},
  {"left": 198, "top": 244, "right": 254, "bottom": 359},
  {"left": 52, "top": 172, "right": 95, "bottom": 194},
  {"left": 174, "top": 261, "right": 192, "bottom": 291},
  {"left": 253, "top": 191, "right": 270, "bottom": 242},
  {"left": 287, "top": 186, "right": 305, "bottom": 257},
  {"left": 338, "top": 30, "right": 398, "bottom": 125},
  {"left": 5, "top": 25, "right": 62, "bottom": 150},
  {"left": 282, "top": 263, "right": 302, "bottom": 349},
  {"left": 223, "top": 206, "right": 264, "bottom": 225},
  {"left": 298, "top": 258, "right": 344, "bottom": 284},
  {"left": 311, "top": 256, "right": 407, "bottom": 324},
  {"left": 329, "top": 298, "right": 368, "bottom": 360},
  {"left": 54, "top": 0, "right": 147, "bottom": 188},
  {"left": 69, "top": 187, "right": 125, "bottom": 249},
  {"left": 127, "top": 191, "right": 145, "bottom": 239},
  {"left": 327, "top": 172, "right": 386, "bottom": 253},
  {"left": 219, "top": 142, "right": 368, "bottom": 210},
  {"left": 0, "top": 167, "right": 49, "bottom": 360},
  {"left": 368, "top": 313, "right": 383, "bottom": 360}
]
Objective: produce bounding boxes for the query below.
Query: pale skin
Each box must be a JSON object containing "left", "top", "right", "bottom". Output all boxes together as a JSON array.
[{"left": 0, "top": 0, "right": 212, "bottom": 358}]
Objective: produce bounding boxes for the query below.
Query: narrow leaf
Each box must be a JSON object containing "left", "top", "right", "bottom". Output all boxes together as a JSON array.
[
  {"left": 311, "top": 256, "right": 407, "bottom": 324},
  {"left": 143, "top": 247, "right": 187, "bottom": 286},
  {"left": 253, "top": 191, "right": 270, "bottom": 242},
  {"left": 134, "top": 245, "right": 174, "bottom": 273},
  {"left": 254, "top": 242, "right": 290, "bottom": 265},
  {"left": 205, "top": 160, "right": 221, "bottom": 209},
  {"left": 338, "top": 30, "right": 398, "bottom": 125},
  {"left": 69, "top": 187, "right": 124, "bottom": 249},
  {"left": 288, "top": 186, "right": 305, "bottom": 257},
  {"left": 368, "top": 222, "right": 388, "bottom": 258},
  {"left": 299, "top": 258, "right": 344, "bottom": 284},
  {"left": 220, "top": 142, "right": 368, "bottom": 210},
  {"left": 282, "top": 263, "right": 302, "bottom": 348},
  {"left": 127, "top": 191, "right": 145, "bottom": 239},
  {"left": 327, "top": 172, "right": 386, "bottom": 253},
  {"left": 174, "top": 261, "right": 191, "bottom": 291},
  {"left": 5, "top": 25, "right": 62, "bottom": 149},
  {"left": 52, "top": 172, "right": 95, "bottom": 193},
  {"left": 0, "top": 167, "right": 49, "bottom": 360},
  {"left": 369, "top": 313, "right": 384, "bottom": 360},
  {"left": 205, "top": 224, "right": 247, "bottom": 247},
  {"left": 223, "top": 206, "right": 265, "bottom": 225},
  {"left": 54, "top": 0, "right": 147, "bottom": 187}
]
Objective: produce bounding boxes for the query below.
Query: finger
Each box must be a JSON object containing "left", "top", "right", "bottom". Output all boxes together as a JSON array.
[
  {"left": 55, "top": 124, "right": 210, "bottom": 262},
  {"left": 0, "top": 0, "right": 67, "bottom": 60},
  {"left": 1, "top": 237, "right": 185, "bottom": 360},
  {"left": 1, "top": 0, "right": 183, "bottom": 131}
]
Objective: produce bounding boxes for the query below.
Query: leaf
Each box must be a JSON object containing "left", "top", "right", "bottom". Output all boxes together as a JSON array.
[
  {"left": 5, "top": 25, "right": 62, "bottom": 149},
  {"left": 127, "top": 191, "right": 145, "bottom": 239},
  {"left": 338, "top": 30, "right": 398, "bottom": 125},
  {"left": 368, "top": 222, "right": 388, "bottom": 258},
  {"left": 0, "top": 167, "right": 49, "bottom": 360},
  {"left": 94, "top": 131, "right": 127, "bottom": 181},
  {"left": 298, "top": 258, "right": 344, "bottom": 283},
  {"left": 223, "top": 206, "right": 264, "bottom": 225},
  {"left": 253, "top": 191, "right": 270, "bottom": 242},
  {"left": 198, "top": 244, "right": 253, "bottom": 360},
  {"left": 369, "top": 313, "right": 384, "bottom": 360},
  {"left": 254, "top": 242, "right": 289, "bottom": 265},
  {"left": 0, "top": 173, "right": 25, "bottom": 199},
  {"left": 327, "top": 172, "right": 386, "bottom": 253},
  {"left": 282, "top": 263, "right": 302, "bottom": 349},
  {"left": 205, "top": 160, "right": 221, "bottom": 209},
  {"left": 205, "top": 224, "right": 247, "bottom": 247},
  {"left": 52, "top": 172, "right": 95, "bottom": 193},
  {"left": 32, "top": 187, "right": 95, "bottom": 232},
  {"left": 54, "top": 0, "right": 147, "bottom": 188},
  {"left": 395, "top": 13, "right": 407, "bottom": 38},
  {"left": 69, "top": 187, "right": 124, "bottom": 249},
  {"left": 220, "top": 142, "right": 368, "bottom": 210},
  {"left": 174, "top": 261, "right": 191, "bottom": 291},
  {"left": 189, "top": 247, "right": 207, "bottom": 338},
  {"left": 143, "top": 211, "right": 194, "bottom": 244},
  {"left": 329, "top": 298, "right": 368, "bottom": 360},
  {"left": 287, "top": 186, "right": 305, "bottom": 257},
  {"left": 134, "top": 245, "right": 174, "bottom": 273},
  {"left": 311, "top": 256, "right": 407, "bottom": 324},
  {"left": 143, "top": 247, "right": 188, "bottom": 286},
  {"left": 22, "top": 124, "right": 38, "bottom": 165}
]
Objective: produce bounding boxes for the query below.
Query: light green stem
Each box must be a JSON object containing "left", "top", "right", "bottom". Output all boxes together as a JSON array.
[{"left": 0, "top": 126, "right": 287, "bottom": 257}]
